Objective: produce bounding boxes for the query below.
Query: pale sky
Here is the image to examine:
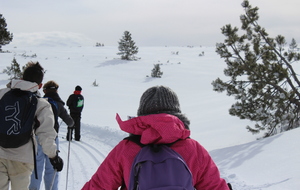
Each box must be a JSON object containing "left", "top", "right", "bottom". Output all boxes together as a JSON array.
[{"left": 1, "top": 0, "right": 300, "bottom": 47}]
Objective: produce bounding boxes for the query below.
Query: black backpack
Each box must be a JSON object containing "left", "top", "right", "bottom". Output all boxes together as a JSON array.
[{"left": 0, "top": 89, "right": 37, "bottom": 148}]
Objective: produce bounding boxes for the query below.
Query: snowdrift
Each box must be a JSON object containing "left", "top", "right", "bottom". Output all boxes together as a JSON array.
[{"left": 211, "top": 128, "right": 300, "bottom": 189}]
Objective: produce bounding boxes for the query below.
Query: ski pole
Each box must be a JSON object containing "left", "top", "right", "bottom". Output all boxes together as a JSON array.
[
  {"left": 49, "top": 169, "right": 57, "bottom": 190},
  {"left": 65, "top": 128, "right": 72, "bottom": 190}
]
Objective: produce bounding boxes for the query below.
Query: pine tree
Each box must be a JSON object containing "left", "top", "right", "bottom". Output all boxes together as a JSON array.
[
  {"left": 117, "top": 31, "right": 139, "bottom": 60},
  {"left": 289, "top": 38, "right": 297, "bottom": 53},
  {"left": 212, "top": 0, "right": 300, "bottom": 137},
  {"left": 3, "top": 57, "right": 22, "bottom": 79},
  {"left": 0, "top": 14, "right": 13, "bottom": 51},
  {"left": 151, "top": 64, "right": 163, "bottom": 78}
]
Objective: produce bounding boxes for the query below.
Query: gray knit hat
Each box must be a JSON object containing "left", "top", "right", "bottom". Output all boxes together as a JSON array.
[{"left": 137, "top": 86, "right": 190, "bottom": 129}]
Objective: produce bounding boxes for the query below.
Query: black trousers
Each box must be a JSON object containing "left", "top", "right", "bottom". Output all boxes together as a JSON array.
[{"left": 67, "top": 113, "right": 81, "bottom": 141}]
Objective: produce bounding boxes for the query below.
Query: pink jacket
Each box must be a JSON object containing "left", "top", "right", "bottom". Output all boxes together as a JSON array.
[{"left": 82, "top": 113, "right": 229, "bottom": 190}]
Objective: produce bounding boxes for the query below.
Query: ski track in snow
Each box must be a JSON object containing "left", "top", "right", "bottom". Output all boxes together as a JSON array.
[
  {"left": 37, "top": 123, "right": 125, "bottom": 190},
  {"left": 59, "top": 127, "right": 108, "bottom": 189}
]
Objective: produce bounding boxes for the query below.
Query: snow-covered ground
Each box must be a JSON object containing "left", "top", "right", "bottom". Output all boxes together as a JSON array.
[{"left": 0, "top": 45, "right": 299, "bottom": 189}]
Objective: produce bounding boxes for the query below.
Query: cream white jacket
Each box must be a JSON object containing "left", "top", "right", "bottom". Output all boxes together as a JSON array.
[{"left": 0, "top": 79, "right": 57, "bottom": 164}]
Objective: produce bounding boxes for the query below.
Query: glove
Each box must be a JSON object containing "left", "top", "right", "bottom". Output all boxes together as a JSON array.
[{"left": 49, "top": 155, "right": 64, "bottom": 172}]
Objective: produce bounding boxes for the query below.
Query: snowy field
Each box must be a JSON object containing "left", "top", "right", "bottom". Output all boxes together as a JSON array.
[{"left": 0, "top": 45, "right": 299, "bottom": 189}]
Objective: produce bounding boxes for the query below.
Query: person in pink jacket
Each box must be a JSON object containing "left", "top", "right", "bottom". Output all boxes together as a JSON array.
[{"left": 82, "top": 85, "right": 230, "bottom": 190}]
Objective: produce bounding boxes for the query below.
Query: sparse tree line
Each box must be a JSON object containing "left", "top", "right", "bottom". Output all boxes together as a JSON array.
[
  {"left": 95, "top": 42, "right": 104, "bottom": 47},
  {"left": 0, "top": 13, "right": 203, "bottom": 81},
  {"left": 1, "top": 0, "right": 300, "bottom": 138}
]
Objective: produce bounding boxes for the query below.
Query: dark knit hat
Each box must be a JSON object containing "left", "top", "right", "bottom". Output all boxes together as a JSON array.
[
  {"left": 137, "top": 86, "right": 181, "bottom": 116},
  {"left": 137, "top": 86, "right": 190, "bottom": 129},
  {"left": 75, "top": 85, "right": 82, "bottom": 91}
]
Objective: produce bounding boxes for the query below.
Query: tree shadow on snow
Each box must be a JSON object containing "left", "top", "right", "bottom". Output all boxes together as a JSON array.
[
  {"left": 210, "top": 134, "right": 282, "bottom": 169},
  {"left": 95, "top": 59, "right": 130, "bottom": 67},
  {"left": 143, "top": 77, "right": 156, "bottom": 83},
  {"left": 209, "top": 134, "right": 292, "bottom": 189}
]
